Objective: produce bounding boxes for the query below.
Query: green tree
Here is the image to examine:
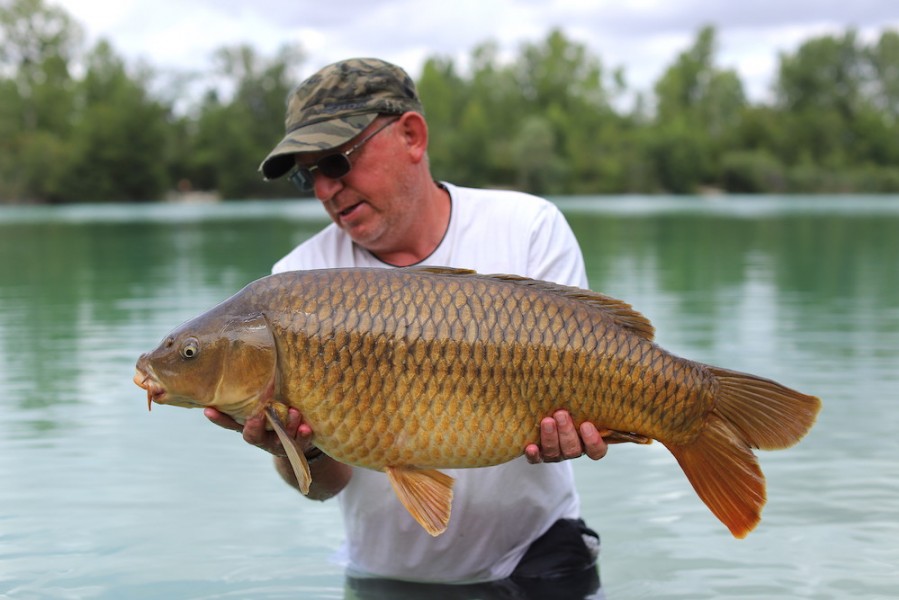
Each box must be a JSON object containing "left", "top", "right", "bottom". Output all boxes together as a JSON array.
[
  {"left": 776, "top": 30, "right": 866, "bottom": 117},
  {"left": 416, "top": 56, "right": 471, "bottom": 183},
  {"left": 0, "top": 0, "right": 81, "bottom": 202},
  {"left": 60, "top": 41, "right": 172, "bottom": 202},
  {"left": 0, "top": 0, "right": 81, "bottom": 130},
  {"left": 650, "top": 25, "right": 747, "bottom": 193},
  {"left": 775, "top": 30, "right": 866, "bottom": 169},
  {"left": 4, "top": 3, "right": 899, "bottom": 201},
  {"left": 422, "top": 30, "right": 625, "bottom": 194},
  {"left": 465, "top": 41, "right": 524, "bottom": 186},
  {"left": 511, "top": 115, "right": 565, "bottom": 192},
  {"left": 179, "top": 43, "right": 302, "bottom": 199},
  {"left": 420, "top": 41, "right": 519, "bottom": 187},
  {"left": 771, "top": 29, "right": 899, "bottom": 190},
  {"left": 513, "top": 29, "right": 621, "bottom": 194},
  {"left": 862, "top": 30, "right": 899, "bottom": 168},
  {"left": 870, "top": 30, "right": 899, "bottom": 120}
]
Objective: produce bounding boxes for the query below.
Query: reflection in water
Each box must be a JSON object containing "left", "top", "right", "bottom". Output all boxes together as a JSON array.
[{"left": 345, "top": 570, "right": 602, "bottom": 600}]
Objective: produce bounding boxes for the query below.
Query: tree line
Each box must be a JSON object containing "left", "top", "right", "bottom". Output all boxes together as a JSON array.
[{"left": 2, "top": 0, "right": 898, "bottom": 204}]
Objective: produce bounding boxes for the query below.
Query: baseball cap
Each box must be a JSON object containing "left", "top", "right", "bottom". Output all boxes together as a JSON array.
[{"left": 259, "top": 57, "right": 423, "bottom": 180}]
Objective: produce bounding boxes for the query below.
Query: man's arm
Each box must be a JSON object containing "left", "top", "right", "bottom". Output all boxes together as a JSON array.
[{"left": 204, "top": 407, "right": 352, "bottom": 500}]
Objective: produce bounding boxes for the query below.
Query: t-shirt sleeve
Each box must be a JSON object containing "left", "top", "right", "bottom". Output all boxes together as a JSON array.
[{"left": 526, "top": 203, "right": 589, "bottom": 289}]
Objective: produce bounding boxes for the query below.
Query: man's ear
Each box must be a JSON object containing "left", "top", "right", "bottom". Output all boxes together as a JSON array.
[{"left": 396, "top": 111, "right": 429, "bottom": 163}]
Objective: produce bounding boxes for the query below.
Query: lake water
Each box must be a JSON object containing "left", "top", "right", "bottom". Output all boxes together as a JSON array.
[{"left": 1, "top": 196, "right": 897, "bottom": 599}]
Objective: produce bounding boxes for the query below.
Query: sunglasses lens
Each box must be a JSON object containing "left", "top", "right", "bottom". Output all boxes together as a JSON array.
[
  {"left": 288, "top": 168, "right": 315, "bottom": 192},
  {"left": 287, "top": 148, "right": 355, "bottom": 193},
  {"left": 317, "top": 154, "right": 352, "bottom": 179}
]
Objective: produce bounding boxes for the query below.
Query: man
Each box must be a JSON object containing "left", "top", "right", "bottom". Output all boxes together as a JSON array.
[{"left": 204, "top": 58, "right": 608, "bottom": 592}]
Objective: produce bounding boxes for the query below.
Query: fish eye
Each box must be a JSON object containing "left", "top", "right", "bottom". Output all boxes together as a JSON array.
[{"left": 180, "top": 338, "right": 200, "bottom": 359}]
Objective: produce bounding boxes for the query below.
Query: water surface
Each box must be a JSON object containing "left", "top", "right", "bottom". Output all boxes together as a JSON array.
[{"left": 1, "top": 196, "right": 897, "bottom": 599}]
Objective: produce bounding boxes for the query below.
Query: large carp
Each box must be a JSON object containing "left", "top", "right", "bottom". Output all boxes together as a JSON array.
[{"left": 134, "top": 267, "right": 820, "bottom": 538}]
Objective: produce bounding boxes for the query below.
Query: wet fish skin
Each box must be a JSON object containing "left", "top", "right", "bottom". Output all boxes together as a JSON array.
[
  {"left": 262, "top": 269, "right": 699, "bottom": 466},
  {"left": 134, "top": 266, "right": 821, "bottom": 538}
]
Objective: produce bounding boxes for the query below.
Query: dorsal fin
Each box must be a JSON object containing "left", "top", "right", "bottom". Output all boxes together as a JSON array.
[
  {"left": 402, "top": 267, "right": 654, "bottom": 341},
  {"left": 401, "top": 266, "right": 477, "bottom": 276},
  {"left": 570, "top": 291, "right": 655, "bottom": 341},
  {"left": 488, "top": 274, "right": 655, "bottom": 341}
]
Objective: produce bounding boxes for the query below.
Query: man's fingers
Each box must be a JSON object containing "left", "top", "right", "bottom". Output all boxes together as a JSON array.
[
  {"left": 538, "top": 417, "right": 561, "bottom": 461},
  {"left": 536, "top": 412, "right": 585, "bottom": 462},
  {"left": 204, "top": 407, "right": 242, "bottom": 432},
  {"left": 524, "top": 443, "right": 543, "bottom": 464},
  {"left": 554, "top": 410, "right": 583, "bottom": 458},
  {"left": 580, "top": 422, "right": 608, "bottom": 461},
  {"left": 241, "top": 414, "right": 269, "bottom": 446},
  {"left": 204, "top": 407, "right": 314, "bottom": 458}
]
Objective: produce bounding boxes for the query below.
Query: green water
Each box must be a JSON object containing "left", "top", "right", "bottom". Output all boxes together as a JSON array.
[{"left": 1, "top": 196, "right": 897, "bottom": 599}]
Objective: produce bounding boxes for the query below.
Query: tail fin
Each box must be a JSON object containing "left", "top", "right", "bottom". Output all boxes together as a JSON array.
[
  {"left": 708, "top": 366, "right": 821, "bottom": 450},
  {"left": 664, "top": 368, "right": 821, "bottom": 538}
]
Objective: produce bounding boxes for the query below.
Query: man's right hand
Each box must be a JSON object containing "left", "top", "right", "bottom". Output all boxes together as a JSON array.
[{"left": 204, "top": 406, "right": 352, "bottom": 499}]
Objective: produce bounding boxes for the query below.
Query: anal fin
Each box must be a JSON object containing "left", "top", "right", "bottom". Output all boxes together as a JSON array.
[
  {"left": 264, "top": 407, "right": 311, "bottom": 495},
  {"left": 598, "top": 429, "right": 653, "bottom": 445},
  {"left": 385, "top": 467, "right": 455, "bottom": 536}
]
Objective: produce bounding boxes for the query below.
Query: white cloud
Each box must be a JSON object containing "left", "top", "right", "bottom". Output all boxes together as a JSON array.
[{"left": 52, "top": 0, "right": 899, "bottom": 102}]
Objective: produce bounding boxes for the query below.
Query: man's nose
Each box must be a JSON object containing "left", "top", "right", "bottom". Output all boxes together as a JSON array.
[{"left": 314, "top": 173, "right": 345, "bottom": 201}]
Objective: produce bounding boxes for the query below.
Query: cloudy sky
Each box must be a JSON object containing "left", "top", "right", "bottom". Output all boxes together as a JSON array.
[{"left": 54, "top": 0, "right": 898, "bottom": 102}]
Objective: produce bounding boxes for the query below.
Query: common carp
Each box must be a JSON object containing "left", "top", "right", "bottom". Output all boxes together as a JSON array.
[{"left": 133, "top": 267, "right": 820, "bottom": 538}]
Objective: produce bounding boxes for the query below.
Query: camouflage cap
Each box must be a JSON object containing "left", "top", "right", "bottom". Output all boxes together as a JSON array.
[{"left": 259, "top": 57, "right": 423, "bottom": 180}]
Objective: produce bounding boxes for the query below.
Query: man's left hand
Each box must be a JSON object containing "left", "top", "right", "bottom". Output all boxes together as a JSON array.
[{"left": 525, "top": 410, "right": 608, "bottom": 463}]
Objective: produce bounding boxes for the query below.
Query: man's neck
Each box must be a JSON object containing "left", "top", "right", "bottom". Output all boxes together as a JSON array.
[{"left": 370, "top": 182, "right": 451, "bottom": 267}]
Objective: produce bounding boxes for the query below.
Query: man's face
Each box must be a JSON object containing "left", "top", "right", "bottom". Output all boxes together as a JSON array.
[{"left": 295, "top": 116, "right": 420, "bottom": 255}]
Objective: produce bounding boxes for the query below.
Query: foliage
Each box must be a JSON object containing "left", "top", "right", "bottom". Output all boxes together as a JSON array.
[
  {"left": 173, "top": 43, "right": 302, "bottom": 199},
  {"left": 2, "top": 0, "right": 898, "bottom": 203}
]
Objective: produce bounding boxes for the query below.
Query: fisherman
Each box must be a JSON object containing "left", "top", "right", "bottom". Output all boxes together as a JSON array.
[{"left": 204, "top": 57, "right": 608, "bottom": 596}]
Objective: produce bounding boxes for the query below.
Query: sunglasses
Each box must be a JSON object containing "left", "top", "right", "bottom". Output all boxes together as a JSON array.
[{"left": 288, "top": 118, "right": 399, "bottom": 192}]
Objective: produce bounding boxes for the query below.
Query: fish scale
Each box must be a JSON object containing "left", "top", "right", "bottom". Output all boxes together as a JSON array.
[
  {"left": 265, "top": 269, "right": 707, "bottom": 464},
  {"left": 135, "top": 266, "right": 820, "bottom": 538}
]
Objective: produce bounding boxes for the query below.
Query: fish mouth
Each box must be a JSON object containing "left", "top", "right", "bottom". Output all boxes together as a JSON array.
[{"left": 133, "top": 369, "right": 167, "bottom": 411}]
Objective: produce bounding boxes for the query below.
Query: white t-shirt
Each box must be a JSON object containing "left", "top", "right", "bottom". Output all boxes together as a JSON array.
[{"left": 272, "top": 182, "right": 590, "bottom": 583}]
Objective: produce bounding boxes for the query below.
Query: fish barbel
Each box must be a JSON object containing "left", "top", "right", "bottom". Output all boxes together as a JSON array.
[{"left": 133, "top": 266, "right": 820, "bottom": 538}]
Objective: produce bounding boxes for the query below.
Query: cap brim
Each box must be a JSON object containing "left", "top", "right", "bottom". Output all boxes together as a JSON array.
[{"left": 259, "top": 113, "right": 378, "bottom": 180}]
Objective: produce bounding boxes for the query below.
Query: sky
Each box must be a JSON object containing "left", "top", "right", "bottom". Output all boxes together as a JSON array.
[{"left": 53, "top": 0, "right": 899, "bottom": 104}]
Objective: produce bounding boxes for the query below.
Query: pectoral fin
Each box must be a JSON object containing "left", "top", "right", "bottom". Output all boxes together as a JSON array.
[
  {"left": 385, "top": 467, "right": 455, "bottom": 536},
  {"left": 264, "top": 407, "right": 311, "bottom": 495}
]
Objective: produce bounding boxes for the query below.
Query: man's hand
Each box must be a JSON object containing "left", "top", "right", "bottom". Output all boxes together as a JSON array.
[
  {"left": 205, "top": 407, "right": 351, "bottom": 499},
  {"left": 525, "top": 410, "right": 608, "bottom": 463},
  {"left": 203, "top": 406, "right": 314, "bottom": 457}
]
